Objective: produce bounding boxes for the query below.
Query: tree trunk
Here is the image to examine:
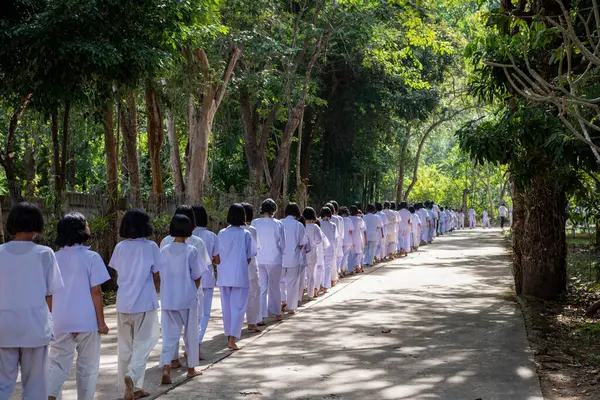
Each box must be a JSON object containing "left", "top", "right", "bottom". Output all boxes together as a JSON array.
[
  {"left": 512, "top": 182, "right": 525, "bottom": 295},
  {"left": 596, "top": 218, "right": 600, "bottom": 248},
  {"left": 395, "top": 130, "right": 411, "bottom": 202},
  {"left": 486, "top": 162, "right": 495, "bottom": 220},
  {"left": 300, "top": 107, "right": 315, "bottom": 184},
  {"left": 23, "top": 129, "right": 36, "bottom": 198},
  {"left": 60, "top": 101, "right": 70, "bottom": 194},
  {"left": 103, "top": 103, "right": 119, "bottom": 247},
  {"left": 166, "top": 110, "right": 185, "bottom": 200},
  {"left": 520, "top": 174, "right": 567, "bottom": 299},
  {"left": 145, "top": 86, "right": 165, "bottom": 206},
  {"left": 269, "top": 104, "right": 303, "bottom": 201},
  {"left": 120, "top": 91, "right": 142, "bottom": 208},
  {"left": 51, "top": 113, "right": 60, "bottom": 194},
  {"left": 3, "top": 95, "right": 32, "bottom": 204}
]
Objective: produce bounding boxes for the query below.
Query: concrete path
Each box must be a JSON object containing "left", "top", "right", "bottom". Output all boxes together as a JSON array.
[{"left": 9, "top": 228, "right": 543, "bottom": 400}]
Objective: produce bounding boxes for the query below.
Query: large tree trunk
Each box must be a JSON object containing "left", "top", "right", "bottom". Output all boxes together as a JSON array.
[
  {"left": 2, "top": 95, "right": 32, "bottom": 204},
  {"left": 166, "top": 110, "right": 185, "bottom": 200},
  {"left": 300, "top": 107, "right": 315, "bottom": 184},
  {"left": 103, "top": 103, "right": 119, "bottom": 247},
  {"left": 119, "top": 91, "right": 142, "bottom": 208},
  {"left": 395, "top": 130, "right": 411, "bottom": 202},
  {"left": 512, "top": 182, "right": 525, "bottom": 295},
  {"left": 145, "top": 86, "right": 165, "bottom": 206},
  {"left": 23, "top": 129, "right": 36, "bottom": 198},
  {"left": 520, "top": 173, "right": 567, "bottom": 299}
]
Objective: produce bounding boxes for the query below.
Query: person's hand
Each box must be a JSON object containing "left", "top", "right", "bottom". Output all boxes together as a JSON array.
[{"left": 98, "top": 323, "right": 109, "bottom": 335}]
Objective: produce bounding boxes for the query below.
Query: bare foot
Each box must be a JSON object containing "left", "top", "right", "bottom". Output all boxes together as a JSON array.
[
  {"left": 49, "top": 397, "right": 57, "bottom": 400},
  {"left": 281, "top": 302, "right": 287, "bottom": 313},
  {"left": 124, "top": 376, "right": 135, "bottom": 400},
  {"left": 287, "top": 310, "right": 296, "bottom": 315},
  {"left": 187, "top": 368, "right": 202, "bottom": 378},
  {"left": 134, "top": 390, "right": 150, "bottom": 399},
  {"left": 248, "top": 324, "right": 262, "bottom": 332},
  {"left": 257, "top": 321, "right": 266, "bottom": 326},
  {"left": 227, "top": 343, "right": 241, "bottom": 351},
  {"left": 161, "top": 365, "right": 172, "bottom": 385},
  {"left": 275, "top": 314, "right": 283, "bottom": 321},
  {"left": 170, "top": 359, "right": 181, "bottom": 369}
]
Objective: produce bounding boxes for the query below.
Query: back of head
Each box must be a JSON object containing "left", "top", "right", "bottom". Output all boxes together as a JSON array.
[
  {"left": 302, "top": 207, "right": 317, "bottom": 221},
  {"left": 320, "top": 207, "right": 332, "bottom": 219},
  {"left": 366, "top": 204, "right": 376, "bottom": 213},
  {"left": 227, "top": 203, "right": 246, "bottom": 226},
  {"left": 390, "top": 202, "right": 396, "bottom": 210},
  {"left": 399, "top": 201, "right": 408, "bottom": 209},
  {"left": 175, "top": 205, "right": 196, "bottom": 227},
  {"left": 169, "top": 214, "right": 193, "bottom": 238},
  {"left": 120, "top": 209, "right": 153, "bottom": 239},
  {"left": 329, "top": 200, "right": 339, "bottom": 213},
  {"left": 285, "top": 202, "right": 301, "bottom": 218},
  {"left": 324, "top": 202, "right": 335, "bottom": 215},
  {"left": 241, "top": 202, "right": 254, "bottom": 223},
  {"left": 7, "top": 202, "right": 44, "bottom": 236},
  {"left": 339, "top": 206, "right": 350, "bottom": 217},
  {"left": 350, "top": 205, "right": 359, "bottom": 216},
  {"left": 56, "top": 212, "right": 90, "bottom": 247},
  {"left": 383, "top": 201, "right": 390, "bottom": 209},
  {"left": 375, "top": 202, "right": 383, "bottom": 212},
  {"left": 409, "top": 206, "right": 416, "bottom": 213},
  {"left": 193, "top": 205, "right": 208, "bottom": 228},
  {"left": 260, "top": 198, "right": 278, "bottom": 216}
]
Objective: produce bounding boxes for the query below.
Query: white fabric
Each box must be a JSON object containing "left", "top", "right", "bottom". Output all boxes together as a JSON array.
[
  {"left": 281, "top": 216, "right": 307, "bottom": 268},
  {"left": 306, "top": 262, "right": 318, "bottom": 298},
  {"left": 259, "top": 264, "right": 282, "bottom": 318},
  {"left": 160, "top": 235, "right": 211, "bottom": 266},
  {"left": 305, "top": 224, "right": 324, "bottom": 265},
  {"left": 0, "top": 242, "right": 63, "bottom": 348},
  {"left": 246, "top": 225, "right": 260, "bottom": 280},
  {"left": 47, "top": 331, "right": 100, "bottom": 400},
  {"left": 297, "top": 265, "right": 307, "bottom": 301},
  {"left": 411, "top": 213, "right": 422, "bottom": 248},
  {"left": 217, "top": 226, "right": 257, "bottom": 288},
  {"left": 53, "top": 246, "right": 110, "bottom": 336},
  {"left": 363, "top": 213, "right": 383, "bottom": 242},
  {"left": 110, "top": 239, "right": 164, "bottom": 314},
  {"left": 116, "top": 310, "right": 159, "bottom": 391},
  {"left": 220, "top": 287, "right": 249, "bottom": 339},
  {"left": 160, "top": 308, "right": 198, "bottom": 368},
  {"left": 246, "top": 278, "right": 261, "bottom": 325},
  {"left": 498, "top": 206, "right": 507, "bottom": 218},
  {"left": 348, "top": 216, "right": 365, "bottom": 254},
  {"left": 331, "top": 215, "right": 344, "bottom": 259},
  {"left": 342, "top": 217, "right": 354, "bottom": 247},
  {"left": 382, "top": 209, "right": 397, "bottom": 237},
  {"left": 281, "top": 266, "right": 302, "bottom": 311},
  {"left": 0, "top": 346, "right": 47, "bottom": 400},
  {"left": 398, "top": 209, "right": 411, "bottom": 229},
  {"left": 192, "top": 227, "right": 219, "bottom": 288},
  {"left": 252, "top": 218, "right": 285, "bottom": 265},
  {"left": 398, "top": 226, "right": 411, "bottom": 253},
  {"left": 198, "top": 287, "right": 214, "bottom": 343},
  {"left": 319, "top": 220, "right": 338, "bottom": 258},
  {"left": 160, "top": 243, "right": 205, "bottom": 311}
]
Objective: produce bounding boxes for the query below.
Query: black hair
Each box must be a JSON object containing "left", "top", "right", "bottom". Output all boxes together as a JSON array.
[
  {"left": 297, "top": 216, "right": 306, "bottom": 226},
  {"left": 320, "top": 207, "right": 332, "bottom": 219},
  {"left": 329, "top": 200, "right": 339, "bottom": 213},
  {"left": 324, "top": 203, "right": 335, "bottom": 214},
  {"left": 6, "top": 202, "right": 44, "bottom": 236},
  {"left": 350, "top": 205, "right": 359, "bottom": 216},
  {"left": 375, "top": 202, "right": 383, "bottom": 212},
  {"left": 390, "top": 202, "right": 397, "bottom": 210},
  {"left": 260, "top": 198, "right": 278, "bottom": 215},
  {"left": 409, "top": 206, "right": 416, "bottom": 213},
  {"left": 339, "top": 206, "right": 350, "bottom": 217},
  {"left": 440, "top": 207, "right": 445, "bottom": 211},
  {"left": 415, "top": 203, "right": 422, "bottom": 210},
  {"left": 285, "top": 202, "right": 301, "bottom": 218},
  {"left": 120, "top": 209, "right": 153, "bottom": 239},
  {"left": 366, "top": 204, "right": 376, "bottom": 213},
  {"left": 55, "top": 212, "right": 90, "bottom": 247},
  {"left": 174, "top": 205, "right": 196, "bottom": 227},
  {"left": 303, "top": 207, "right": 317, "bottom": 221},
  {"left": 383, "top": 201, "right": 390, "bottom": 209},
  {"left": 227, "top": 203, "right": 246, "bottom": 226},
  {"left": 193, "top": 205, "right": 208, "bottom": 228},
  {"left": 169, "top": 214, "right": 193, "bottom": 238},
  {"left": 241, "top": 202, "right": 254, "bottom": 224},
  {"left": 399, "top": 202, "right": 408, "bottom": 209}
]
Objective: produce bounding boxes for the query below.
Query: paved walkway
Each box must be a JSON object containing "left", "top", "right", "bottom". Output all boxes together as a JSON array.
[{"left": 10, "top": 228, "right": 544, "bottom": 400}]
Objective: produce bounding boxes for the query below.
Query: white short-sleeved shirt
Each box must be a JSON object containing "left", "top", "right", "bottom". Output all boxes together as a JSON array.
[
  {"left": 217, "top": 226, "right": 257, "bottom": 288},
  {"left": 498, "top": 206, "right": 507, "bottom": 217},
  {"left": 160, "top": 235, "right": 211, "bottom": 266},
  {"left": 109, "top": 239, "right": 165, "bottom": 314},
  {"left": 382, "top": 210, "right": 397, "bottom": 236},
  {"left": 305, "top": 224, "right": 324, "bottom": 265},
  {"left": 53, "top": 245, "right": 110, "bottom": 336},
  {"left": 252, "top": 218, "right": 285, "bottom": 266},
  {"left": 483, "top": 211, "right": 489, "bottom": 219},
  {"left": 0, "top": 242, "right": 64, "bottom": 347},
  {"left": 342, "top": 217, "right": 354, "bottom": 247},
  {"left": 432, "top": 204, "right": 440, "bottom": 218},
  {"left": 192, "top": 227, "right": 219, "bottom": 289},
  {"left": 331, "top": 215, "right": 344, "bottom": 248},
  {"left": 160, "top": 243, "right": 205, "bottom": 310},
  {"left": 282, "top": 216, "right": 307, "bottom": 268},
  {"left": 468, "top": 209, "right": 475, "bottom": 218},
  {"left": 411, "top": 213, "right": 421, "bottom": 231},
  {"left": 376, "top": 211, "right": 388, "bottom": 230},
  {"left": 349, "top": 216, "right": 365, "bottom": 251},
  {"left": 319, "top": 219, "right": 338, "bottom": 257},
  {"left": 363, "top": 213, "right": 383, "bottom": 242},
  {"left": 246, "top": 225, "right": 260, "bottom": 279}
]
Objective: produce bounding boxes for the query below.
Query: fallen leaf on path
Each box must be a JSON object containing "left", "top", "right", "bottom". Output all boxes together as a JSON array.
[{"left": 382, "top": 329, "right": 392, "bottom": 333}]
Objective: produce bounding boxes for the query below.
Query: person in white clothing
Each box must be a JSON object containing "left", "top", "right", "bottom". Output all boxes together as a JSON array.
[
  {"left": 409, "top": 206, "right": 422, "bottom": 251},
  {"left": 432, "top": 203, "right": 440, "bottom": 235},
  {"left": 110, "top": 209, "right": 165, "bottom": 400},
  {"left": 319, "top": 207, "right": 339, "bottom": 293},
  {"left": 375, "top": 203, "right": 388, "bottom": 262},
  {"left": 416, "top": 203, "right": 430, "bottom": 245},
  {"left": 382, "top": 202, "right": 398, "bottom": 258},
  {"left": 297, "top": 216, "right": 310, "bottom": 303},
  {"left": 280, "top": 203, "right": 307, "bottom": 314},
  {"left": 252, "top": 199, "right": 285, "bottom": 323},
  {"left": 397, "top": 202, "right": 412, "bottom": 255},
  {"left": 468, "top": 208, "right": 476, "bottom": 229},
  {"left": 242, "top": 203, "right": 262, "bottom": 332},
  {"left": 348, "top": 205, "right": 366, "bottom": 273},
  {"left": 48, "top": 213, "right": 110, "bottom": 400},
  {"left": 0, "top": 203, "right": 64, "bottom": 400},
  {"left": 363, "top": 204, "right": 383, "bottom": 266},
  {"left": 482, "top": 210, "right": 492, "bottom": 228},
  {"left": 159, "top": 215, "right": 205, "bottom": 384},
  {"left": 329, "top": 201, "right": 345, "bottom": 282},
  {"left": 217, "top": 204, "right": 257, "bottom": 351},
  {"left": 509, "top": 205, "right": 513, "bottom": 226},
  {"left": 339, "top": 207, "right": 354, "bottom": 276},
  {"left": 498, "top": 203, "right": 508, "bottom": 229},
  {"left": 302, "top": 208, "right": 325, "bottom": 299}
]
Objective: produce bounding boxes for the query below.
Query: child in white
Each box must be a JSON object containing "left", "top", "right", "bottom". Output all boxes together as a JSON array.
[
  {"left": 397, "top": 202, "right": 412, "bottom": 255},
  {"left": 348, "top": 206, "right": 366, "bottom": 273},
  {"left": 320, "top": 207, "right": 339, "bottom": 292},
  {"left": 382, "top": 202, "right": 397, "bottom": 258},
  {"left": 468, "top": 208, "right": 476, "bottom": 229},
  {"left": 375, "top": 203, "right": 388, "bottom": 261},
  {"left": 363, "top": 204, "right": 383, "bottom": 266},
  {"left": 280, "top": 203, "right": 307, "bottom": 314},
  {"left": 303, "top": 208, "right": 324, "bottom": 299},
  {"left": 409, "top": 206, "right": 422, "bottom": 250},
  {"left": 159, "top": 214, "right": 205, "bottom": 384},
  {"left": 314, "top": 220, "right": 330, "bottom": 296},
  {"left": 48, "top": 213, "right": 110, "bottom": 400},
  {"left": 339, "top": 207, "right": 354, "bottom": 275},
  {"left": 482, "top": 210, "right": 492, "bottom": 228},
  {"left": 252, "top": 198, "right": 285, "bottom": 322},
  {"left": 110, "top": 209, "right": 164, "bottom": 400},
  {"left": 0, "top": 203, "right": 64, "bottom": 400},
  {"left": 328, "top": 201, "right": 344, "bottom": 283},
  {"left": 242, "top": 203, "right": 262, "bottom": 332},
  {"left": 217, "top": 204, "right": 257, "bottom": 350}
]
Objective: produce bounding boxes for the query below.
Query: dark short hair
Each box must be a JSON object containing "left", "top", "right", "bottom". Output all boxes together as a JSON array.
[
  {"left": 174, "top": 205, "right": 196, "bottom": 227},
  {"left": 350, "top": 205, "right": 359, "bottom": 216},
  {"left": 324, "top": 203, "right": 335, "bottom": 214},
  {"left": 260, "top": 198, "right": 277, "bottom": 215},
  {"left": 56, "top": 212, "right": 90, "bottom": 247},
  {"left": 227, "top": 203, "right": 246, "bottom": 226},
  {"left": 399, "top": 202, "right": 408, "bottom": 209},
  {"left": 329, "top": 201, "right": 339, "bottom": 213},
  {"left": 302, "top": 207, "right": 317, "bottom": 221},
  {"left": 375, "top": 202, "right": 383, "bottom": 211},
  {"left": 120, "top": 209, "right": 153, "bottom": 239},
  {"left": 193, "top": 205, "right": 208, "bottom": 227},
  {"left": 339, "top": 206, "right": 350, "bottom": 217},
  {"left": 409, "top": 206, "right": 416, "bottom": 213},
  {"left": 285, "top": 202, "right": 301, "bottom": 218},
  {"left": 390, "top": 202, "right": 397, "bottom": 210},
  {"left": 169, "top": 214, "right": 193, "bottom": 237},
  {"left": 297, "top": 216, "right": 306, "bottom": 226},
  {"left": 366, "top": 204, "right": 376, "bottom": 213},
  {"left": 320, "top": 207, "right": 332, "bottom": 219},
  {"left": 383, "top": 201, "right": 390, "bottom": 209},
  {"left": 241, "top": 202, "right": 254, "bottom": 223},
  {"left": 6, "top": 202, "right": 44, "bottom": 236}
]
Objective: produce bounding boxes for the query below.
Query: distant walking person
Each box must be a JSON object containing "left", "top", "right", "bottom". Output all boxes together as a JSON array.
[
  {"left": 482, "top": 211, "right": 491, "bottom": 228},
  {"left": 468, "top": 208, "right": 476, "bottom": 229},
  {"left": 498, "top": 203, "right": 508, "bottom": 229}
]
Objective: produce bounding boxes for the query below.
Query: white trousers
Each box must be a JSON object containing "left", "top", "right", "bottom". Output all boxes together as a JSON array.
[
  {"left": 259, "top": 264, "right": 282, "bottom": 318},
  {"left": 341, "top": 246, "right": 352, "bottom": 272},
  {"left": 330, "top": 259, "right": 338, "bottom": 282},
  {"left": 398, "top": 228, "right": 411, "bottom": 253},
  {"left": 363, "top": 241, "right": 377, "bottom": 266},
  {"left": 199, "top": 287, "right": 214, "bottom": 343},
  {"left": 306, "top": 262, "right": 317, "bottom": 298},
  {"left": 0, "top": 346, "right": 47, "bottom": 400},
  {"left": 161, "top": 308, "right": 198, "bottom": 368},
  {"left": 48, "top": 332, "right": 100, "bottom": 400},
  {"left": 220, "top": 287, "right": 249, "bottom": 339},
  {"left": 386, "top": 236, "right": 397, "bottom": 255},
  {"left": 322, "top": 255, "right": 334, "bottom": 289},
  {"left": 483, "top": 217, "right": 491, "bottom": 228},
  {"left": 246, "top": 278, "right": 261, "bottom": 325},
  {"left": 117, "top": 310, "right": 159, "bottom": 392},
  {"left": 469, "top": 217, "right": 476, "bottom": 228},
  {"left": 314, "top": 264, "right": 324, "bottom": 291},
  {"left": 412, "top": 229, "right": 420, "bottom": 249},
  {"left": 297, "top": 266, "right": 307, "bottom": 302},
  {"left": 281, "top": 267, "right": 302, "bottom": 311}
]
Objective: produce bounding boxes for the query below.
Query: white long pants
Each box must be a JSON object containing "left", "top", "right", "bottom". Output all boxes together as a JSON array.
[
  {"left": 469, "top": 217, "right": 476, "bottom": 228},
  {"left": 314, "top": 264, "right": 324, "bottom": 291},
  {"left": 483, "top": 218, "right": 491, "bottom": 228},
  {"left": 330, "top": 259, "right": 338, "bottom": 282},
  {"left": 259, "top": 264, "right": 282, "bottom": 318},
  {"left": 161, "top": 308, "right": 198, "bottom": 368},
  {"left": 220, "top": 287, "right": 249, "bottom": 339},
  {"left": 341, "top": 246, "right": 352, "bottom": 273},
  {"left": 199, "top": 287, "right": 214, "bottom": 343},
  {"left": 322, "top": 255, "right": 335, "bottom": 289},
  {"left": 246, "top": 278, "right": 261, "bottom": 325},
  {"left": 363, "top": 241, "right": 377, "bottom": 266},
  {"left": 306, "top": 262, "right": 317, "bottom": 298},
  {"left": 281, "top": 267, "right": 302, "bottom": 311},
  {"left": 398, "top": 228, "right": 411, "bottom": 253},
  {"left": 0, "top": 346, "right": 47, "bottom": 400},
  {"left": 386, "top": 236, "right": 397, "bottom": 255},
  {"left": 297, "top": 266, "right": 307, "bottom": 303},
  {"left": 117, "top": 310, "right": 159, "bottom": 392},
  {"left": 412, "top": 229, "right": 420, "bottom": 250},
  {"left": 48, "top": 332, "right": 100, "bottom": 400}
]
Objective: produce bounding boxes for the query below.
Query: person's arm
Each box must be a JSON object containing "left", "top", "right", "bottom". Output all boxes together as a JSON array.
[
  {"left": 213, "top": 254, "right": 221, "bottom": 265},
  {"left": 153, "top": 272, "right": 160, "bottom": 292},
  {"left": 46, "top": 296, "right": 53, "bottom": 312},
  {"left": 92, "top": 285, "right": 109, "bottom": 334},
  {"left": 194, "top": 278, "right": 201, "bottom": 289}
]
